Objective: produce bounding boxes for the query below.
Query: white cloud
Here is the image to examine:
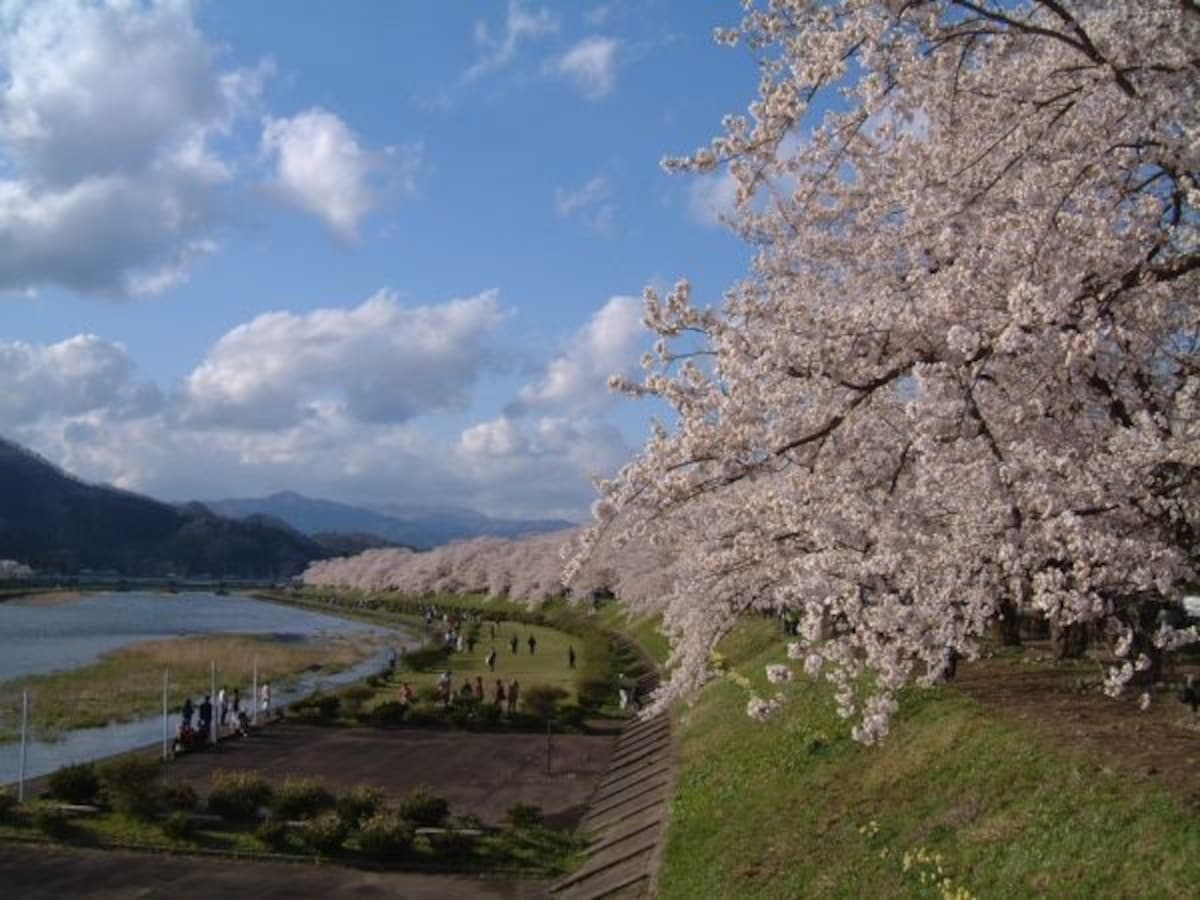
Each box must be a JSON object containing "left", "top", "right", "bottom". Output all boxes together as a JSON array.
[
  {"left": 464, "top": 1, "right": 559, "bottom": 81},
  {"left": 0, "top": 0, "right": 267, "bottom": 295},
  {"left": 514, "top": 295, "right": 643, "bottom": 413},
  {"left": 0, "top": 334, "right": 160, "bottom": 425},
  {"left": 455, "top": 414, "right": 630, "bottom": 518},
  {"left": 554, "top": 174, "right": 615, "bottom": 234},
  {"left": 551, "top": 36, "right": 619, "bottom": 100},
  {"left": 584, "top": 5, "right": 614, "bottom": 26},
  {"left": 260, "top": 108, "right": 404, "bottom": 240},
  {"left": 179, "top": 290, "right": 507, "bottom": 429},
  {"left": 687, "top": 168, "right": 739, "bottom": 228}
]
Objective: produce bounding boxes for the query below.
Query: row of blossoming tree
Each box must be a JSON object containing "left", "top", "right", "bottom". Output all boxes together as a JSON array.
[
  {"left": 564, "top": 0, "right": 1200, "bottom": 742},
  {"left": 311, "top": 1, "right": 1198, "bottom": 745}
]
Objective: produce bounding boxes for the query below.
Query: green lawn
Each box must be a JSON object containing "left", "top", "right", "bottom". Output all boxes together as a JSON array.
[
  {"left": 382, "top": 619, "right": 588, "bottom": 705},
  {"left": 659, "top": 619, "right": 1200, "bottom": 899}
]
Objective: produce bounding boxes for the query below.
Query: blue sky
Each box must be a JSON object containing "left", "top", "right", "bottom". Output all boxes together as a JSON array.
[{"left": 0, "top": 0, "right": 757, "bottom": 520}]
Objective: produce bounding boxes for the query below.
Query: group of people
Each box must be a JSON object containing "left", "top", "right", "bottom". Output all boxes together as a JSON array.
[
  {"left": 175, "top": 681, "right": 272, "bottom": 753},
  {"left": 420, "top": 671, "right": 523, "bottom": 714}
]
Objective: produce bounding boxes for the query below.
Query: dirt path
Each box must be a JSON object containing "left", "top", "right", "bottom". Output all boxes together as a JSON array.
[
  {"left": 162, "top": 722, "right": 615, "bottom": 827},
  {"left": 0, "top": 843, "right": 543, "bottom": 899},
  {"left": 954, "top": 653, "right": 1200, "bottom": 803}
]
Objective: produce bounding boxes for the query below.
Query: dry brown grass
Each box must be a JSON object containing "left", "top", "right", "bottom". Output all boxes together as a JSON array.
[{"left": 0, "top": 633, "right": 384, "bottom": 742}]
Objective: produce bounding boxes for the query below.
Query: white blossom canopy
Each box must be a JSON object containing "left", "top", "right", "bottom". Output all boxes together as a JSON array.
[{"left": 570, "top": 0, "right": 1200, "bottom": 742}]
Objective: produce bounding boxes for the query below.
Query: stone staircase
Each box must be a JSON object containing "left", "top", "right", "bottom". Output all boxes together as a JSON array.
[{"left": 550, "top": 635, "right": 672, "bottom": 900}]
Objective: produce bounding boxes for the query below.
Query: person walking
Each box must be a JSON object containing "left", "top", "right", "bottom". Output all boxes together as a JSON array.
[
  {"left": 527, "top": 634, "right": 537, "bottom": 655},
  {"left": 509, "top": 634, "right": 519, "bottom": 654},
  {"left": 493, "top": 679, "right": 506, "bottom": 708},
  {"left": 474, "top": 675, "right": 485, "bottom": 702},
  {"left": 507, "top": 679, "right": 520, "bottom": 716},
  {"left": 181, "top": 697, "right": 194, "bottom": 728},
  {"left": 260, "top": 680, "right": 271, "bottom": 716},
  {"left": 232, "top": 687, "right": 241, "bottom": 719},
  {"left": 486, "top": 647, "right": 497, "bottom": 672},
  {"left": 217, "top": 685, "right": 228, "bottom": 727},
  {"left": 198, "top": 695, "right": 213, "bottom": 740},
  {"left": 568, "top": 645, "right": 576, "bottom": 670}
]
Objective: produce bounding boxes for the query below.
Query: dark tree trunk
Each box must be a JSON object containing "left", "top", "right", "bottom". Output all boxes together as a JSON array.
[
  {"left": 1050, "top": 620, "right": 1089, "bottom": 659},
  {"left": 992, "top": 596, "right": 1022, "bottom": 646}
]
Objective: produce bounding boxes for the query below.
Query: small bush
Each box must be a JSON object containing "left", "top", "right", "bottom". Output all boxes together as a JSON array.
[
  {"left": 302, "top": 811, "right": 347, "bottom": 855},
  {"left": 289, "top": 693, "right": 340, "bottom": 723},
  {"left": 399, "top": 786, "right": 449, "bottom": 827},
  {"left": 160, "top": 781, "right": 199, "bottom": 812},
  {"left": 429, "top": 828, "right": 476, "bottom": 860},
  {"left": 47, "top": 762, "right": 100, "bottom": 805},
  {"left": 253, "top": 816, "right": 290, "bottom": 854},
  {"left": 476, "top": 703, "right": 503, "bottom": 727},
  {"left": 256, "top": 817, "right": 291, "bottom": 851},
  {"left": 97, "top": 756, "right": 162, "bottom": 820},
  {"left": 522, "top": 684, "right": 569, "bottom": 721},
  {"left": 367, "top": 701, "right": 408, "bottom": 725},
  {"left": 506, "top": 803, "right": 544, "bottom": 829},
  {"left": 30, "top": 802, "right": 72, "bottom": 838},
  {"left": 339, "top": 684, "right": 374, "bottom": 717},
  {"left": 161, "top": 810, "right": 196, "bottom": 841},
  {"left": 336, "top": 785, "right": 386, "bottom": 828},
  {"left": 357, "top": 811, "right": 414, "bottom": 858},
  {"left": 208, "top": 771, "right": 273, "bottom": 823},
  {"left": 273, "top": 777, "right": 335, "bottom": 820},
  {"left": 0, "top": 787, "right": 17, "bottom": 820}
]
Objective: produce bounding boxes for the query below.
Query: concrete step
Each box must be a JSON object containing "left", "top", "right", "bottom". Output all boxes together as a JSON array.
[
  {"left": 550, "top": 834, "right": 658, "bottom": 894},
  {"left": 585, "top": 776, "right": 669, "bottom": 824},
  {"left": 597, "top": 761, "right": 669, "bottom": 797},
  {"left": 583, "top": 792, "right": 667, "bottom": 833}
]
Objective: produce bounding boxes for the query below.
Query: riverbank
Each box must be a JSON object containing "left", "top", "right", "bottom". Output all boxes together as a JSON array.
[{"left": 0, "top": 632, "right": 388, "bottom": 744}]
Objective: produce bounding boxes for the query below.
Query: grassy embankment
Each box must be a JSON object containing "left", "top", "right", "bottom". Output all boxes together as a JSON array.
[
  {"left": 263, "top": 588, "right": 659, "bottom": 725},
  {"left": 657, "top": 619, "right": 1200, "bottom": 898},
  {"left": 0, "top": 633, "right": 385, "bottom": 743}
]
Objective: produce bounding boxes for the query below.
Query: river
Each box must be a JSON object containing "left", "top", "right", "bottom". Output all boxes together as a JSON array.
[{"left": 0, "top": 590, "right": 414, "bottom": 786}]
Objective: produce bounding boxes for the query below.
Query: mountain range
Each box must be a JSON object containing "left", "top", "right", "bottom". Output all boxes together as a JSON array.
[
  {"left": 0, "top": 435, "right": 574, "bottom": 576},
  {"left": 206, "top": 491, "right": 574, "bottom": 551},
  {"left": 0, "top": 437, "right": 321, "bottom": 578}
]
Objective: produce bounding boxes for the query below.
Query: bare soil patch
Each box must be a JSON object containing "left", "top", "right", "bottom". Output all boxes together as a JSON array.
[
  {"left": 954, "top": 653, "right": 1200, "bottom": 803},
  {"left": 163, "top": 721, "right": 615, "bottom": 828}
]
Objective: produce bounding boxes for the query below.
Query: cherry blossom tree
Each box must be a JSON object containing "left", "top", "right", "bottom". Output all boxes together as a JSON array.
[{"left": 570, "top": 0, "right": 1200, "bottom": 742}]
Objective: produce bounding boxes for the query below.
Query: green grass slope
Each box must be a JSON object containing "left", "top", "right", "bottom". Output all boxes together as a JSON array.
[{"left": 659, "top": 621, "right": 1200, "bottom": 899}]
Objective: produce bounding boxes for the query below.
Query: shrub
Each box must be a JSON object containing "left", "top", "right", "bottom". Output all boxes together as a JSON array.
[
  {"left": 97, "top": 756, "right": 162, "bottom": 820},
  {"left": 476, "top": 703, "right": 502, "bottom": 727},
  {"left": 429, "top": 828, "right": 476, "bottom": 860},
  {"left": 255, "top": 817, "right": 291, "bottom": 851},
  {"left": 339, "top": 684, "right": 374, "bottom": 717},
  {"left": 399, "top": 786, "right": 449, "bottom": 827},
  {"left": 160, "top": 781, "right": 199, "bottom": 812},
  {"left": 289, "top": 693, "right": 340, "bottom": 723},
  {"left": 208, "top": 771, "right": 273, "bottom": 823},
  {"left": 302, "top": 812, "right": 347, "bottom": 855},
  {"left": 357, "top": 812, "right": 414, "bottom": 859},
  {"left": 336, "top": 785, "right": 386, "bottom": 828},
  {"left": 366, "top": 701, "right": 408, "bottom": 725},
  {"left": 273, "top": 777, "right": 335, "bottom": 820},
  {"left": 506, "top": 803, "right": 544, "bottom": 829},
  {"left": 30, "top": 802, "right": 72, "bottom": 838},
  {"left": 47, "top": 762, "right": 100, "bottom": 805},
  {"left": 522, "top": 685, "right": 569, "bottom": 721},
  {"left": 161, "top": 811, "right": 196, "bottom": 841},
  {"left": 0, "top": 787, "right": 17, "bottom": 820}
]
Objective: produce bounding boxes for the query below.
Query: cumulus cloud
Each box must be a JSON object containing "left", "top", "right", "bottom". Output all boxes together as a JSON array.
[
  {"left": 514, "top": 295, "right": 643, "bottom": 413},
  {"left": 686, "top": 168, "right": 739, "bottom": 228},
  {"left": 464, "top": 1, "right": 558, "bottom": 81},
  {"left": 179, "top": 290, "right": 507, "bottom": 429},
  {"left": 455, "top": 414, "right": 630, "bottom": 518},
  {"left": 554, "top": 175, "right": 614, "bottom": 234},
  {"left": 260, "top": 108, "right": 407, "bottom": 240},
  {"left": 0, "top": 0, "right": 268, "bottom": 295},
  {"left": 0, "top": 335, "right": 161, "bottom": 425},
  {"left": 550, "top": 36, "right": 619, "bottom": 100}
]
